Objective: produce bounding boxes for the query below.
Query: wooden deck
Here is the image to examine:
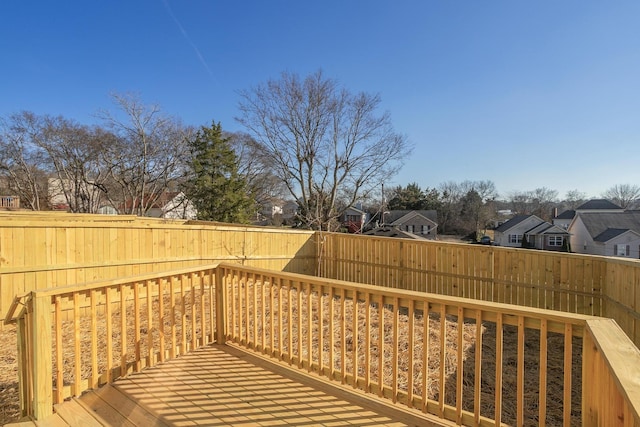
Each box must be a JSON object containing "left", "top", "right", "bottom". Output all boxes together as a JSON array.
[{"left": 10, "top": 344, "right": 449, "bottom": 427}]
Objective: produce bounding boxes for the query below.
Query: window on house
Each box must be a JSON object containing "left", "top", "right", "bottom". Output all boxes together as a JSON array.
[
  {"left": 422, "top": 225, "right": 431, "bottom": 234},
  {"left": 548, "top": 236, "right": 563, "bottom": 246},
  {"left": 406, "top": 225, "right": 414, "bottom": 233},
  {"left": 509, "top": 234, "right": 522, "bottom": 244},
  {"left": 614, "top": 244, "right": 630, "bottom": 256},
  {"left": 346, "top": 214, "right": 359, "bottom": 222}
]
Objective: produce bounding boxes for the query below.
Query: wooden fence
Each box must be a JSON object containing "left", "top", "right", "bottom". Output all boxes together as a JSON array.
[
  {"left": 0, "top": 214, "right": 317, "bottom": 323},
  {"left": 8, "top": 262, "right": 639, "bottom": 426},
  {"left": 318, "top": 233, "right": 640, "bottom": 347}
]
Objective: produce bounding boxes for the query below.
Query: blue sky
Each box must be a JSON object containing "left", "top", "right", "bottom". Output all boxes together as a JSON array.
[{"left": 2, "top": 1, "right": 639, "bottom": 199}]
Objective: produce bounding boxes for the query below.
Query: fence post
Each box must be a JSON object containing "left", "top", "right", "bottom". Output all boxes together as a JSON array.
[
  {"left": 215, "top": 267, "right": 226, "bottom": 344},
  {"left": 32, "top": 293, "right": 53, "bottom": 420}
]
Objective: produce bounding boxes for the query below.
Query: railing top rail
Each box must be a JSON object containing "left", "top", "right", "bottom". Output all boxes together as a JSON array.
[
  {"left": 3, "top": 292, "right": 31, "bottom": 325},
  {"left": 217, "top": 262, "right": 597, "bottom": 325},
  {"left": 30, "top": 264, "right": 220, "bottom": 299},
  {"left": 586, "top": 318, "right": 640, "bottom": 423}
]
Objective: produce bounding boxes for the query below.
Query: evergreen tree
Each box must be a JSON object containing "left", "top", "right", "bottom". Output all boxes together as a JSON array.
[
  {"left": 388, "top": 182, "right": 427, "bottom": 210},
  {"left": 185, "top": 121, "right": 255, "bottom": 223}
]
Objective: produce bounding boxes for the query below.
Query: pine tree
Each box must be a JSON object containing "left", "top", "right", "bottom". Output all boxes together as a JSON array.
[{"left": 185, "top": 122, "right": 255, "bottom": 223}]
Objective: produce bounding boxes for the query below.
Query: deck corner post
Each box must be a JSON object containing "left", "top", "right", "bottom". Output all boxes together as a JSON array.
[
  {"left": 32, "top": 293, "right": 53, "bottom": 420},
  {"left": 215, "top": 267, "right": 226, "bottom": 344}
]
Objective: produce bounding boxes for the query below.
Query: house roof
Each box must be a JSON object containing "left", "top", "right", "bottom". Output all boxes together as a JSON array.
[
  {"left": 576, "top": 199, "right": 622, "bottom": 210},
  {"left": 554, "top": 210, "right": 576, "bottom": 220},
  {"left": 494, "top": 214, "right": 542, "bottom": 233},
  {"left": 593, "top": 228, "right": 631, "bottom": 242},
  {"left": 363, "top": 226, "right": 426, "bottom": 240},
  {"left": 385, "top": 210, "right": 437, "bottom": 224},
  {"left": 577, "top": 211, "right": 640, "bottom": 239},
  {"left": 345, "top": 206, "right": 366, "bottom": 215},
  {"left": 525, "top": 222, "right": 569, "bottom": 235}
]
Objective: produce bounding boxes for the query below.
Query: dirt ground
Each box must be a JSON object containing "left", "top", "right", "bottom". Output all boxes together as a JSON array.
[{"left": 0, "top": 325, "right": 19, "bottom": 425}]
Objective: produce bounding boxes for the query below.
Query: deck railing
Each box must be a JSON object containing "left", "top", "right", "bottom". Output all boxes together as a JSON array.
[
  {"left": 218, "top": 263, "right": 640, "bottom": 427},
  {"left": 4, "top": 265, "right": 217, "bottom": 420},
  {"left": 5, "top": 262, "right": 640, "bottom": 425},
  {"left": 0, "top": 196, "right": 19, "bottom": 209}
]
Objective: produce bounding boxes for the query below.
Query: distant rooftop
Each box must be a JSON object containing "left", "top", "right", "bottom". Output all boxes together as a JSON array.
[
  {"left": 576, "top": 199, "right": 622, "bottom": 210},
  {"left": 579, "top": 211, "right": 640, "bottom": 239},
  {"left": 554, "top": 209, "right": 576, "bottom": 220}
]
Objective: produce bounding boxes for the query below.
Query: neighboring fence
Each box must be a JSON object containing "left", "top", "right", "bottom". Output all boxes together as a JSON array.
[
  {"left": 0, "top": 214, "right": 317, "bottom": 322},
  {"left": 7, "top": 262, "right": 639, "bottom": 426},
  {"left": 318, "top": 233, "right": 640, "bottom": 347}
]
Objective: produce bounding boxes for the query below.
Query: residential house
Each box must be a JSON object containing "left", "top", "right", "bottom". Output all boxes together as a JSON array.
[
  {"left": 342, "top": 206, "right": 368, "bottom": 233},
  {"left": 494, "top": 214, "right": 569, "bottom": 251},
  {"left": 553, "top": 199, "right": 623, "bottom": 230},
  {"left": 48, "top": 177, "right": 111, "bottom": 213},
  {"left": 383, "top": 210, "right": 438, "bottom": 240},
  {"left": 552, "top": 210, "right": 575, "bottom": 230},
  {"left": 145, "top": 192, "right": 197, "bottom": 220},
  {"left": 568, "top": 211, "right": 640, "bottom": 258},
  {"left": 256, "top": 199, "right": 298, "bottom": 225}
]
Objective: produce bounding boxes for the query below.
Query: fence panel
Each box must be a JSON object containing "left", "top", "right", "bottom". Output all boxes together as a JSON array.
[
  {"left": 0, "top": 215, "right": 317, "bottom": 321},
  {"left": 319, "top": 233, "right": 640, "bottom": 347}
]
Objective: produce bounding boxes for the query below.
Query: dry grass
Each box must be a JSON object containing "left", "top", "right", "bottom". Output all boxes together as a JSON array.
[{"left": 0, "top": 325, "right": 20, "bottom": 425}]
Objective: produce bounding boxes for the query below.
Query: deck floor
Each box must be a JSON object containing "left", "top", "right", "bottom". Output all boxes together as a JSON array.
[{"left": 16, "top": 344, "right": 447, "bottom": 427}]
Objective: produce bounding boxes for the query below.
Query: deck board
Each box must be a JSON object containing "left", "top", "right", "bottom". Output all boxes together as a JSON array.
[{"left": 10, "top": 344, "right": 451, "bottom": 426}]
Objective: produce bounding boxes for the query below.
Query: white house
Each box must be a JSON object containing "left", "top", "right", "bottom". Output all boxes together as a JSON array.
[
  {"left": 568, "top": 211, "right": 640, "bottom": 258},
  {"left": 145, "top": 192, "right": 197, "bottom": 220},
  {"left": 494, "top": 214, "right": 569, "bottom": 250},
  {"left": 494, "top": 215, "right": 545, "bottom": 247}
]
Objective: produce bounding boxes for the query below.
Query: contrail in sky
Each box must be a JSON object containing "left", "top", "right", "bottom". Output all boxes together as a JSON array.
[{"left": 162, "top": 0, "right": 218, "bottom": 84}]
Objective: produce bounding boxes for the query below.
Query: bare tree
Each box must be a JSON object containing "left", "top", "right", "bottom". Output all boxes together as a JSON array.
[
  {"left": 602, "top": 184, "right": 640, "bottom": 209},
  {"left": 530, "top": 187, "right": 558, "bottom": 220},
  {"left": 508, "top": 190, "right": 532, "bottom": 215},
  {"left": 508, "top": 187, "right": 558, "bottom": 220},
  {"left": 36, "top": 116, "right": 114, "bottom": 213},
  {"left": 99, "top": 93, "right": 191, "bottom": 215},
  {"left": 437, "top": 181, "right": 464, "bottom": 234},
  {"left": 457, "top": 180, "right": 498, "bottom": 236},
  {"left": 237, "top": 70, "right": 410, "bottom": 231},
  {"left": 0, "top": 112, "right": 51, "bottom": 210},
  {"left": 564, "top": 189, "right": 587, "bottom": 210},
  {"left": 227, "top": 131, "right": 288, "bottom": 206}
]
